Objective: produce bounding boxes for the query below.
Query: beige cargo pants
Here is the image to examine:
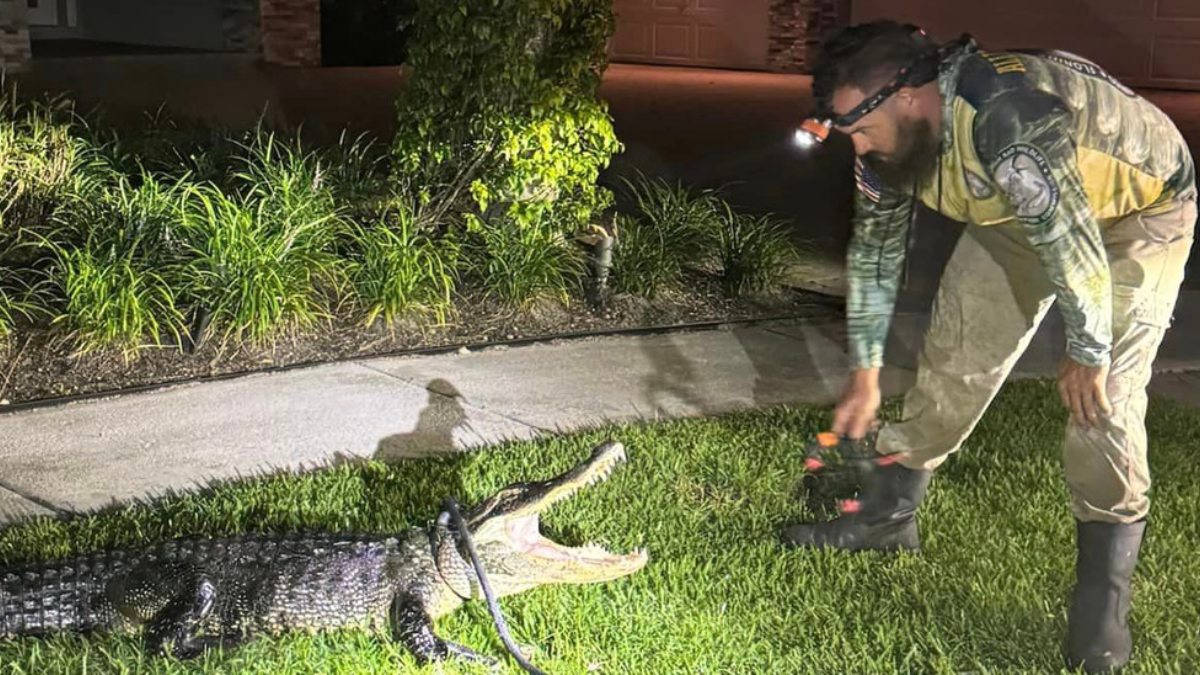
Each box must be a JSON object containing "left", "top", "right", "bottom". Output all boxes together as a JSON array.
[{"left": 876, "top": 198, "right": 1196, "bottom": 524}]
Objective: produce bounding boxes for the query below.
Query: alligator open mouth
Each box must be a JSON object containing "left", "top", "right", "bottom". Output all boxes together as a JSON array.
[
  {"left": 504, "top": 441, "right": 646, "bottom": 566},
  {"left": 466, "top": 441, "right": 648, "bottom": 577}
]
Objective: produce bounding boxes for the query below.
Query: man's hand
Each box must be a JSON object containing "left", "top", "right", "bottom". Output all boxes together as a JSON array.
[
  {"left": 833, "top": 368, "right": 882, "bottom": 440},
  {"left": 1057, "top": 357, "right": 1113, "bottom": 429}
]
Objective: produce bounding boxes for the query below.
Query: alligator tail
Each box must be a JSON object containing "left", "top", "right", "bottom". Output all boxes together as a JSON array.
[{"left": 1, "top": 555, "right": 128, "bottom": 639}]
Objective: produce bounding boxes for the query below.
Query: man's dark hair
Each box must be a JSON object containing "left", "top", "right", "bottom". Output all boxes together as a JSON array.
[{"left": 812, "top": 20, "right": 937, "bottom": 117}]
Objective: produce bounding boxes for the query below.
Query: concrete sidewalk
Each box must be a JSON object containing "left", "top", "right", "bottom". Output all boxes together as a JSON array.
[
  {"left": 2, "top": 305, "right": 1197, "bottom": 526},
  {"left": 0, "top": 317, "right": 914, "bottom": 522}
]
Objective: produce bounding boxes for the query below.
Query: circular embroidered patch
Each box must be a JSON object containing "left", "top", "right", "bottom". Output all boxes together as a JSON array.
[{"left": 992, "top": 144, "right": 1060, "bottom": 223}]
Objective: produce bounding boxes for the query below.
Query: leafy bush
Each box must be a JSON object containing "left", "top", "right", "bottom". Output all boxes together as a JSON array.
[
  {"left": 608, "top": 173, "right": 798, "bottom": 299},
  {"left": 0, "top": 267, "right": 44, "bottom": 341},
  {"left": 231, "top": 128, "right": 344, "bottom": 232},
  {"left": 391, "top": 0, "right": 620, "bottom": 231},
  {"left": 464, "top": 212, "right": 586, "bottom": 307},
  {"left": 0, "top": 90, "right": 113, "bottom": 253},
  {"left": 711, "top": 202, "right": 795, "bottom": 298},
  {"left": 610, "top": 174, "right": 717, "bottom": 298},
  {"left": 41, "top": 173, "right": 187, "bottom": 354},
  {"left": 0, "top": 46, "right": 802, "bottom": 358},
  {"left": 108, "top": 106, "right": 242, "bottom": 187},
  {"left": 323, "top": 131, "right": 393, "bottom": 222},
  {"left": 347, "top": 202, "right": 458, "bottom": 327},
  {"left": 178, "top": 185, "right": 343, "bottom": 345}
]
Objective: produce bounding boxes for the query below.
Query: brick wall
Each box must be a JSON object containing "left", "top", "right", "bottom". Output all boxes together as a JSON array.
[
  {"left": 0, "top": 0, "right": 30, "bottom": 70},
  {"left": 768, "top": 0, "right": 843, "bottom": 74},
  {"left": 223, "top": 0, "right": 260, "bottom": 53},
  {"left": 260, "top": 0, "right": 319, "bottom": 67}
]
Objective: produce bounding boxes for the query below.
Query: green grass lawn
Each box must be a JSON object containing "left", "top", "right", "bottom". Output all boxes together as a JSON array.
[{"left": 1, "top": 379, "right": 1197, "bottom": 674}]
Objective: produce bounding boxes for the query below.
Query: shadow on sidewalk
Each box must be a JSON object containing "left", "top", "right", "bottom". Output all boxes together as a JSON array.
[
  {"left": 373, "top": 378, "right": 471, "bottom": 462},
  {"left": 635, "top": 320, "right": 860, "bottom": 421},
  {"left": 639, "top": 335, "right": 715, "bottom": 417},
  {"left": 733, "top": 321, "right": 854, "bottom": 412}
]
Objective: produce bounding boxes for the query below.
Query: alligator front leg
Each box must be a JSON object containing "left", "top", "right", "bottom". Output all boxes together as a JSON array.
[
  {"left": 390, "top": 592, "right": 497, "bottom": 667},
  {"left": 144, "top": 574, "right": 221, "bottom": 660},
  {"left": 108, "top": 562, "right": 226, "bottom": 660}
]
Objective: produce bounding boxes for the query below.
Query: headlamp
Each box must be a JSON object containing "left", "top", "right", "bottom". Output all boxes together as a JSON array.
[
  {"left": 792, "top": 72, "right": 912, "bottom": 149},
  {"left": 793, "top": 117, "right": 831, "bottom": 148},
  {"left": 792, "top": 29, "right": 973, "bottom": 151}
]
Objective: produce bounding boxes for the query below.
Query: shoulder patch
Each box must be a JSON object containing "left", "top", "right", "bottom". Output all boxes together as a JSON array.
[
  {"left": 991, "top": 143, "right": 1060, "bottom": 224},
  {"left": 854, "top": 157, "right": 882, "bottom": 203}
]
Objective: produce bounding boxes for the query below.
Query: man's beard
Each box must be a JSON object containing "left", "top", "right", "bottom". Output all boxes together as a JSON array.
[{"left": 863, "top": 117, "right": 940, "bottom": 190}]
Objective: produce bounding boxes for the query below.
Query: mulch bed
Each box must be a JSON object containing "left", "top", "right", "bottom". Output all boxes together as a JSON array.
[{"left": 0, "top": 282, "right": 843, "bottom": 409}]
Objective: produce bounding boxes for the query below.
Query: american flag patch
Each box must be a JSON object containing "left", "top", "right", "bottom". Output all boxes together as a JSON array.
[{"left": 854, "top": 157, "right": 882, "bottom": 202}]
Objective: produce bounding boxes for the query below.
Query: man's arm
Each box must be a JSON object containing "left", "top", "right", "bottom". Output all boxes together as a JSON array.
[
  {"left": 846, "top": 157, "right": 916, "bottom": 371},
  {"left": 974, "top": 88, "right": 1113, "bottom": 369},
  {"left": 834, "top": 159, "right": 916, "bottom": 439}
]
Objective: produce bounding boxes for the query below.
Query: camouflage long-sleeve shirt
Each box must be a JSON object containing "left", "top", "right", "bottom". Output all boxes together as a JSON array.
[{"left": 847, "top": 40, "right": 1196, "bottom": 370}]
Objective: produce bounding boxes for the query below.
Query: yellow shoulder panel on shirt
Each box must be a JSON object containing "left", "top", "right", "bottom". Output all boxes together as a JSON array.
[
  {"left": 917, "top": 97, "right": 1017, "bottom": 226},
  {"left": 1076, "top": 147, "right": 1166, "bottom": 219}
]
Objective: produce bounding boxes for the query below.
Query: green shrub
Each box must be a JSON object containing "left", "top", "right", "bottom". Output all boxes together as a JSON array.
[
  {"left": 232, "top": 128, "right": 344, "bottom": 232},
  {"left": 391, "top": 0, "right": 620, "bottom": 231},
  {"left": 178, "top": 184, "right": 343, "bottom": 345},
  {"left": 608, "top": 214, "right": 680, "bottom": 298},
  {"left": 110, "top": 105, "right": 241, "bottom": 187},
  {"left": 711, "top": 202, "right": 795, "bottom": 298},
  {"left": 610, "top": 174, "right": 717, "bottom": 298},
  {"left": 464, "top": 212, "right": 586, "bottom": 307},
  {"left": 0, "top": 90, "right": 113, "bottom": 253},
  {"left": 46, "top": 244, "right": 180, "bottom": 356},
  {"left": 323, "top": 131, "right": 393, "bottom": 222},
  {"left": 0, "top": 267, "right": 45, "bottom": 341},
  {"left": 41, "top": 173, "right": 188, "bottom": 354},
  {"left": 0, "top": 285, "right": 16, "bottom": 340},
  {"left": 609, "top": 173, "right": 798, "bottom": 299},
  {"left": 347, "top": 202, "right": 458, "bottom": 327}
]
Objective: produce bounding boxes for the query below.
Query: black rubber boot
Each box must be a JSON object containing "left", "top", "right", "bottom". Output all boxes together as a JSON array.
[
  {"left": 1065, "top": 519, "right": 1146, "bottom": 674},
  {"left": 779, "top": 461, "right": 932, "bottom": 553}
]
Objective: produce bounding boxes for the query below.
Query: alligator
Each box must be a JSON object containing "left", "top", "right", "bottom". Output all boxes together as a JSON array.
[{"left": 0, "top": 440, "right": 648, "bottom": 666}]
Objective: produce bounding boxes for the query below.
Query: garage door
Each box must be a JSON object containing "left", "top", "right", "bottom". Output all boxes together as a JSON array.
[
  {"left": 609, "top": 0, "right": 770, "bottom": 70},
  {"left": 852, "top": 0, "right": 1200, "bottom": 91}
]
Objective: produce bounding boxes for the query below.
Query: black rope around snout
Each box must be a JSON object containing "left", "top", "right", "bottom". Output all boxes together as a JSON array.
[{"left": 445, "top": 497, "right": 550, "bottom": 675}]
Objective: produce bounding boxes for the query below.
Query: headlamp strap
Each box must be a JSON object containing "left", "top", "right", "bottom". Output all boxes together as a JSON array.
[{"left": 828, "top": 32, "right": 974, "bottom": 128}]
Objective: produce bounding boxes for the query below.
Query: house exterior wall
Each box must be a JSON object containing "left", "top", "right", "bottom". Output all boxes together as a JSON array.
[
  {"left": 852, "top": 0, "right": 1200, "bottom": 91},
  {"left": 222, "top": 0, "right": 258, "bottom": 53},
  {"left": 0, "top": 0, "right": 31, "bottom": 69},
  {"left": 79, "top": 0, "right": 226, "bottom": 50},
  {"left": 259, "top": 0, "right": 319, "bottom": 66},
  {"left": 767, "top": 0, "right": 843, "bottom": 74}
]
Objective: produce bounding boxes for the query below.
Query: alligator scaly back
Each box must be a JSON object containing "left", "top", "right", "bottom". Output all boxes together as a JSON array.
[{"left": 3, "top": 532, "right": 425, "bottom": 655}]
